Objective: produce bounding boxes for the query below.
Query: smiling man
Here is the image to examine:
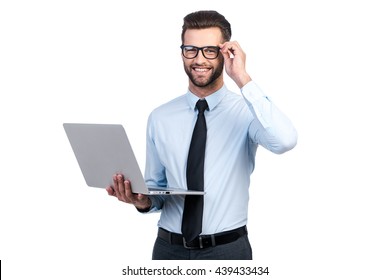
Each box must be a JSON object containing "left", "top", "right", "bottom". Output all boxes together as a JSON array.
[
  {"left": 107, "top": 10, "right": 297, "bottom": 260},
  {"left": 181, "top": 28, "right": 226, "bottom": 93}
]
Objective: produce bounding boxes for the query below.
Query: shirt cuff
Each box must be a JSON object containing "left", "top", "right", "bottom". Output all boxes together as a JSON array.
[{"left": 241, "top": 80, "right": 269, "bottom": 103}]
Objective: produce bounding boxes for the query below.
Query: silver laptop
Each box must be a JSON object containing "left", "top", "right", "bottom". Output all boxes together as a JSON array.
[{"left": 63, "top": 123, "right": 205, "bottom": 195}]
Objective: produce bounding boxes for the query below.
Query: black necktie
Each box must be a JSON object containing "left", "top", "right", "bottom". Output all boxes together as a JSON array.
[{"left": 181, "top": 99, "right": 208, "bottom": 242}]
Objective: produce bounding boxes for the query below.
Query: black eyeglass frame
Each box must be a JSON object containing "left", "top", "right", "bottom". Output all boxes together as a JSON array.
[{"left": 180, "top": 45, "right": 221, "bottom": 60}]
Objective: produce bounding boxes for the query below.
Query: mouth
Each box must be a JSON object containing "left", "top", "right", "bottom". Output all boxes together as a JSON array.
[{"left": 192, "top": 66, "right": 211, "bottom": 74}]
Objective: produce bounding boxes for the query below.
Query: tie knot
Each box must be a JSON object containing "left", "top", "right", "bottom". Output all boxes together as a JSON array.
[{"left": 196, "top": 99, "right": 208, "bottom": 114}]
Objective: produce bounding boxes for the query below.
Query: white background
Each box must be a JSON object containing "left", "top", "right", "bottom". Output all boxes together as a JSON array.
[{"left": 1, "top": 0, "right": 389, "bottom": 279}]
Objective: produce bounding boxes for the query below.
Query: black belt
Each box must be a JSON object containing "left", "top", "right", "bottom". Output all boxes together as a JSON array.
[{"left": 158, "top": 226, "right": 247, "bottom": 249}]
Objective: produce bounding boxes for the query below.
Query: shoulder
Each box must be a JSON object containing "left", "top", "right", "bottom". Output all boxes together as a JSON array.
[
  {"left": 220, "top": 87, "right": 247, "bottom": 109},
  {"left": 148, "top": 94, "right": 188, "bottom": 121}
]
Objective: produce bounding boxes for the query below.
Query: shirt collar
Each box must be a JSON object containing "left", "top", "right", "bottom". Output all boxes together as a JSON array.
[{"left": 186, "top": 85, "right": 227, "bottom": 112}]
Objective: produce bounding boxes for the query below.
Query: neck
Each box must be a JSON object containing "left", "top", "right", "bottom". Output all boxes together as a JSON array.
[{"left": 188, "top": 78, "right": 224, "bottom": 99}]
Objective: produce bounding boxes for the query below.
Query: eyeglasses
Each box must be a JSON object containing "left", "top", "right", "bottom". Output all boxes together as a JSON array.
[{"left": 180, "top": 45, "right": 220, "bottom": 59}]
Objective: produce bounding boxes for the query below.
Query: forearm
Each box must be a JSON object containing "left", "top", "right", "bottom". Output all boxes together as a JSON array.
[{"left": 234, "top": 72, "right": 252, "bottom": 89}]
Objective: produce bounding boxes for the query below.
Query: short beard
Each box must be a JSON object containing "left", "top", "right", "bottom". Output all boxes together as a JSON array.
[{"left": 184, "top": 56, "right": 224, "bottom": 88}]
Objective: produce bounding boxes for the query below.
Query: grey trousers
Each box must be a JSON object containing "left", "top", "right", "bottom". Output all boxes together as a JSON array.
[{"left": 152, "top": 234, "right": 253, "bottom": 260}]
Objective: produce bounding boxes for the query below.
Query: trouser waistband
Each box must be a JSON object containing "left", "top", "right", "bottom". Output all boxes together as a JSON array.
[{"left": 157, "top": 226, "right": 247, "bottom": 249}]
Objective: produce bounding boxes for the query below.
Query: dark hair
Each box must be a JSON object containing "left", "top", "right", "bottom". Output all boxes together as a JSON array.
[{"left": 181, "top": 10, "right": 232, "bottom": 44}]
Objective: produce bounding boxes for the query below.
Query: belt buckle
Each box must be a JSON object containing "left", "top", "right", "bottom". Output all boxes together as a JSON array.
[{"left": 183, "top": 236, "right": 203, "bottom": 249}]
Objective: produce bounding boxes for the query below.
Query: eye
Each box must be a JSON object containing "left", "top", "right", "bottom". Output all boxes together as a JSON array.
[
  {"left": 184, "top": 46, "right": 197, "bottom": 55},
  {"left": 203, "top": 47, "right": 218, "bottom": 54}
]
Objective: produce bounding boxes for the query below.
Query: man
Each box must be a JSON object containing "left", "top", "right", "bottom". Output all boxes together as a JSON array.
[{"left": 106, "top": 10, "right": 297, "bottom": 260}]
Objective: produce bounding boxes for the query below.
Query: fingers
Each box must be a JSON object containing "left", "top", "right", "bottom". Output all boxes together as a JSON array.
[
  {"left": 219, "top": 41, "right": 251, "bottom": 88},
  {"left": 124, "top": 179, "right": 133, "bottom": 200},
  {"left": 110, "top": 174, "right": 148, "bottom": 207},
  {"left": 219, "top": 41, "right": 243, "bottom": 58},
  {"left": 106, "top": 186, "right": 115, "bottom": 196},
  {"left": 112, "top": 174, "right": 132, "bottom": 203},
  {"left": 219, "top": 41, "right": 246, "bottom": 67},
  {"left": 107, "top": 174, "right": 151, "bottom": 211}
]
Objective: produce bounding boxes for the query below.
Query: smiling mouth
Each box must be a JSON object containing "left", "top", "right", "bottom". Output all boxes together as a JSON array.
[{"left": 193, "top": 67, "right": 211, "bottom": 73}]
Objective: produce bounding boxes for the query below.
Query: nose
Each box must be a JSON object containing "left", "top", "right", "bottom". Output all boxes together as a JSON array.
[{"left": 193, "top": 50, "right": 208, "bottom": 63}]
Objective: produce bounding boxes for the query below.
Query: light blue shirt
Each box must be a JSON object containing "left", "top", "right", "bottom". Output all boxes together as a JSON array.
[{"left": 144, "top": 81, "right": 297, "bottom": 234}]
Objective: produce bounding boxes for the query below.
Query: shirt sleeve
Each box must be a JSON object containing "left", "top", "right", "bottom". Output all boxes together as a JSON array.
[
  {"left": 241, "top": 81, "right": 298, "bottom": 154},
  {"left": 142, "top": 111, "right": 166, "bottom": 212}
]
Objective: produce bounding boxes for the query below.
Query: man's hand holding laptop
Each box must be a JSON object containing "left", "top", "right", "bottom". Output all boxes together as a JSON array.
[{"left": 106, "top": 174, "right": 152, "bottom": 211}]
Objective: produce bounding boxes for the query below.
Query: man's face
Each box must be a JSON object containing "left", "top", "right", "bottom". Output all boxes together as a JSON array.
[{"left": 182, "top": 27, "right": 224, "bottom": 89}]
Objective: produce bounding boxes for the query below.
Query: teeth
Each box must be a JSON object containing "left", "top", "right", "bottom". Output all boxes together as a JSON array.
[{"left": 195, "top": 68, "right": 208, "bottom": 72}]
